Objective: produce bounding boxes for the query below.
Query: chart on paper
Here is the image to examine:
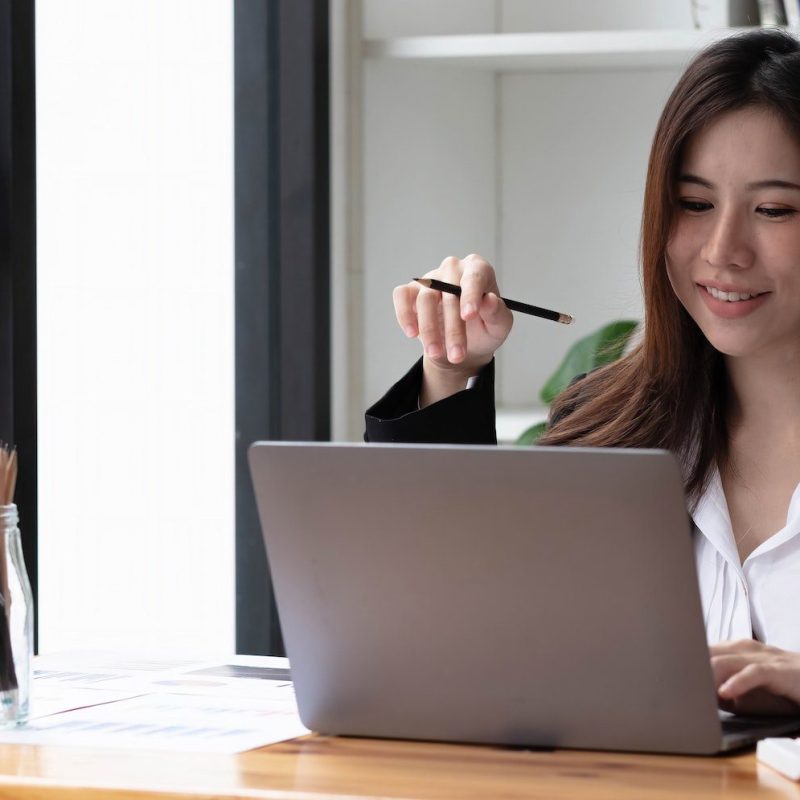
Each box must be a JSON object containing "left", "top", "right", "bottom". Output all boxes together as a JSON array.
[{"left": 0, "top": 651, "right": 309, "bottom": 753}]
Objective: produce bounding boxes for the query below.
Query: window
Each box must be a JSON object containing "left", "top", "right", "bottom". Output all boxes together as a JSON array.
[{"left": 36, "top": 0, "right": 235, "bottom": 654}]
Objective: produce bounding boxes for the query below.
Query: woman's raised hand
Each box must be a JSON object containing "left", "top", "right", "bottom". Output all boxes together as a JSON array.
[{"left": 392, "top": 255, "right": 514, "bottom": 406}]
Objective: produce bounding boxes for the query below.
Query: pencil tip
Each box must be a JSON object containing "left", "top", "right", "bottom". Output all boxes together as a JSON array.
[{"left": 413, "top": 278, "right": 431, "bottom": 287}]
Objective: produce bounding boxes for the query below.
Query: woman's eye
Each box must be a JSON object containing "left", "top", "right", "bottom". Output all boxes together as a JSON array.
[
  {"left": 678, "top": 199, "right": 712, "bottom": 213},
  {"left": 757, "top": 206, "right": 797, "bottom": 219}
]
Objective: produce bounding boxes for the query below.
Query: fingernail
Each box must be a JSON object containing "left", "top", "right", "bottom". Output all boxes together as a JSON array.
[
  {"left": 425, "top": 343, "right": 442, "bottom": 358},
  {"left": 449, "top": 345, "right": 464, "bottom": 362},
  {"left": 462, "top": 303, "right": 475, "bottom": 318},
  {"left": 404, "top": 325, "right": 417, "bottom": 338}
]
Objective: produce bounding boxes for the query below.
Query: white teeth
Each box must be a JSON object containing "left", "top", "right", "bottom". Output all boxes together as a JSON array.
[{"left": 705, "top": 286, "right": 757, "bottom": 302}]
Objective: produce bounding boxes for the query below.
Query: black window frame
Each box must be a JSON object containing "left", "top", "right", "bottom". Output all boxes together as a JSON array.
[
  {"left": 234, "top": 0, "right": 330, "bottom": 656},
  {"left": 0, "top": 0, "right": 38, "bottom": 650}
]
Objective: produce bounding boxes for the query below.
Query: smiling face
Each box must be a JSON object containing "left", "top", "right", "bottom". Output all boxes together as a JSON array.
[{"left": 666, "top": 106, "right": 800, "bottom": 360}]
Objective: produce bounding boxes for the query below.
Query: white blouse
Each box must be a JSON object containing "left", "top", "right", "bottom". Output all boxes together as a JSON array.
[{"left": 692, "top": 468, "right": 800, "bottom": 651}]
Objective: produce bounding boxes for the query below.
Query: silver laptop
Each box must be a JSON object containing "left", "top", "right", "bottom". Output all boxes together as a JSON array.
[{"left": 248, "top": 442, "right": 800, "bottom": 754}]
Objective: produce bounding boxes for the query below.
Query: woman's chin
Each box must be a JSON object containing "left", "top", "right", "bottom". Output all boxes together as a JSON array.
[{"left": 697, "top": 327, "right": 764, "bottom": 359}]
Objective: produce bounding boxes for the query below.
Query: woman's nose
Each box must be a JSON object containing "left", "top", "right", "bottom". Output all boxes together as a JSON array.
[{"left": 700, "top": 209, "right": 754, "bottom": 270}]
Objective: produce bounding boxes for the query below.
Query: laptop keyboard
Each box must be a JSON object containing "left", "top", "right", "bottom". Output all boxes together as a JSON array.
[
  {"left": 720, "top": 713, "right": 800, "bottom": 741},
  {"left": 721, "top": 716, "right": 779, "bottom": 733}
]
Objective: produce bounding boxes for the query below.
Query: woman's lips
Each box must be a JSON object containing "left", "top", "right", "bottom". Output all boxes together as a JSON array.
[{"left": 697, "top": 284, "right": 770, "bottom": 319}]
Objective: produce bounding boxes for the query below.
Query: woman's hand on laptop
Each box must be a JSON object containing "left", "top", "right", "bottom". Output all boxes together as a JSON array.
[
  {"left": 392, "top": 254, "right": 513, "bottom": 407},
  {"left": 711, "top": 639, "right": 800, "bottom": 715}
]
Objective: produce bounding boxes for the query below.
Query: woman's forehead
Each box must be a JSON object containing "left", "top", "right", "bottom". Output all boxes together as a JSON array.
[{"left": 679, "top": 107, "right": 800, "bottom": 178}]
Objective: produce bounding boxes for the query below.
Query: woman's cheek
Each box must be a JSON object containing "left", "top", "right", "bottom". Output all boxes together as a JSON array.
[
  {"left": 665, "top": 233, "right": 697, "bottom": 306},
  {"left": 664, "top": 252, "right": 685, "bottom": 305}
]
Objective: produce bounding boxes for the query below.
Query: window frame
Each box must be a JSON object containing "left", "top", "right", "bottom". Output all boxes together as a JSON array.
[
  {"left": 0, "top": 0, "right": 38, "bottom": 650},
  {"left": 234, "top": 0, "right": 331, "bottom": 655}
]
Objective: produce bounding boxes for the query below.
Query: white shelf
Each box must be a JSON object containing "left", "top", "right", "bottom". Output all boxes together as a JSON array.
[
  {"left": 496, "top": 406, "right": 549, "bottom": 445},
  {"left": 364, "top": 28, "right": 760, "bottom": 71}
]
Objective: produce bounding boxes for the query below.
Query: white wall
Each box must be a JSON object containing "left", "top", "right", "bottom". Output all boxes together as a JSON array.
[
  {"left": 36, "top": 0, "right": 235, "bottom": 656},
  {"left": 500, "top": 0, "right": 694, "bottom": 31},
  {"left": 497, "top": 68, "right": 672, "bottom": 404}
]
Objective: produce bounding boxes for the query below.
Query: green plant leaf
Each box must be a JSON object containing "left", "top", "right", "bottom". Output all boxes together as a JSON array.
[
  {"left": 538, "top": 320, "right": 639, "bottom": 406},
  {"left": 515, "top": 421, "right": 548, "bottom": 446}
]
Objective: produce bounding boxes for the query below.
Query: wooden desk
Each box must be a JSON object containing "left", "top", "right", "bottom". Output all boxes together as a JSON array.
[{"left": 0, "top": 735, "right": 798, "bottom": 800}]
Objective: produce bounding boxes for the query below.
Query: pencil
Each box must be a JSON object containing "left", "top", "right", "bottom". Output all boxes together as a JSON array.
[{"left": 413, "top": 278, "right": 573, "bottom": 325}]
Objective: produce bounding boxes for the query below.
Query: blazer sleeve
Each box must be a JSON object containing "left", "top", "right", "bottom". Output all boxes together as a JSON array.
[{"left": 364, "top": 357, "right": 497, "bottom": 445}]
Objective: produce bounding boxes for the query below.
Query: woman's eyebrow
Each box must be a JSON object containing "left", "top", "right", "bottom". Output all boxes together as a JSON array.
[
  {"left": 677, "top": 172, "right": 800, "bottom": 191},
  {"left": 678, "top": 173, "right": 713, "bottom": 188},
  {"left": 745, "top": 179, "right": 800, "bottom": 191}
]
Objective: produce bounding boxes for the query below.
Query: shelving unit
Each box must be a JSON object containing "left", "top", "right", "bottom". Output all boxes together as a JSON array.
[{"left": 364, "top": 28, "right": 744, "bottom": 71}]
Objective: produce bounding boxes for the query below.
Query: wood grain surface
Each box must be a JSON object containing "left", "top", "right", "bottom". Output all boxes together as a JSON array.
[{"left": 0, "top": 734, "right": 798, "bottom": 800}]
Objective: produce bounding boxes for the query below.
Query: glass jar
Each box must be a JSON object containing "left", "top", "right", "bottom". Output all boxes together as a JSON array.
[{"left": 0, "top": 504, "right": 33, "bottom": 726}]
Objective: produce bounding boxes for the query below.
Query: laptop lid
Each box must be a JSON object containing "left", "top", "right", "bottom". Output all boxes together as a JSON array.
[{"left": 247, "top": 442, "right": 794, "bottom": 754}]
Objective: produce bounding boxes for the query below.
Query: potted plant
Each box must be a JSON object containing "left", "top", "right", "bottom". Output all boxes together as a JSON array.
[{"left": 516, "top": 320, "right": 640, "bottom": 445}]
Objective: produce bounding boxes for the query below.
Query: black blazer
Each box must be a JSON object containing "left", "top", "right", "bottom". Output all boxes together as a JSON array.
[
  {"left": 364, "top": 358, "right": 586, "bottom": 445},
  {"left": 364, "top": 357, "right": 497, "bottom": 444}
]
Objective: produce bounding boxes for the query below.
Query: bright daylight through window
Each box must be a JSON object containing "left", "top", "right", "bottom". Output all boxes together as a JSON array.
[{"left": 36, "top": 0, "right": 235, "bottom": 654}]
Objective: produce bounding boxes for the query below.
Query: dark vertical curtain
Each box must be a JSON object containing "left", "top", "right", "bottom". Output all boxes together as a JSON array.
[
  {"left": 234, "top": 0, "right": 330, "bottom": 655},
  {"left": 0, "top": 0, "right": 37, "bottom": 649}
]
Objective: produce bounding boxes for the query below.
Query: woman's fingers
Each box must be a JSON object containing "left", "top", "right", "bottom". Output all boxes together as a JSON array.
[
  {"left": 393, "top": 283, "right": 421, "bottom": 339},
  {"left": 392, "top": 254, "right": 510, "bottom": 366},
  {"left": 416, "top": 286, "right": 444, "bottom": 360},
  {"left": 442, "top": 292, "right": 466, "bottom": 363},
  {"left": 719, "top": 662, "right": 777, "bottom": 698},
  {"left": 460, "top": 255, "right": 496, "bottom": 320},
  {"left": 710, "top": 643, "right": 800, "bottom": 714},
  {"left": 478, "top": 292, "right": 514, "bottom": 340},
  {"left": 718, "top": 687, "right": 798, "bottom": 717},
  {"left": 711, "top": 653, "right": 755, "bottom": 689},
  {"left": 717, "top": 656, "right": 800, "bottom": 698},
  {"left": 392, "top": 279, "right": 468, "bottom": 365},
  {"left": 710, "top": 641, "right": 784, "bottom": 693},
  {"left": 438, "top": 257, "right": 468, "bottom": 363},
  {"left": 710, "top": 653, "right": 748, "bottom": 695}
]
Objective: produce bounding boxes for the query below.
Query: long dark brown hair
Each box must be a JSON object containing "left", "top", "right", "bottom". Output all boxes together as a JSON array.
[{"left": 538, "top": 29, "right": 800, "bottom": 509}]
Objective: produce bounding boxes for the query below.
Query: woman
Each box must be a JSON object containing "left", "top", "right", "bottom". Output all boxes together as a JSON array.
[{"left": 365, "top": 28, "right": 800, "bottom": 716}]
